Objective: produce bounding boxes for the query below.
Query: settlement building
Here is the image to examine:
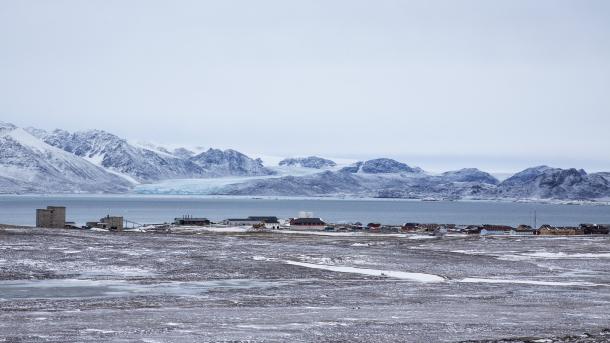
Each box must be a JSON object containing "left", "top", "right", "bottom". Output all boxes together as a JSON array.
[
  {"left": 479, "top": 225, "right": 514, "bottom": 236},
  {"left": 580, "top": 224, "right": 610, "bottom": 235},
  {"left": 511, "top": 225, "right": 537, "bottom": 236},
  {"left": 289, "top": 217, "right": 326, "bottom": 231},
  {"left": 401, "top": 223, "right": 421, "bottom": 232},
  {"left": 174, "top": 216, "right": 211, "bottom": 226},
  {"left": 36, "top": 206, "right": 66, "bottom": 228},
  {"left": 538, "top": 224, "right": 582, "bottom": 236},
  {"left": 226, "top": 216, "right": 280, "bottom": 229},
  {"left": 367, "top": 223, "right": 382, "bottom": 232},
  {"left": 87, "top": 215, "right": 124, "bottom": 231}
]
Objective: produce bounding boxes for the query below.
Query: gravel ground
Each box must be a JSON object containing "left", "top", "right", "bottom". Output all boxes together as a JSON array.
[{"left": 0, "top": 228, "right": 609, "bottom": 342}]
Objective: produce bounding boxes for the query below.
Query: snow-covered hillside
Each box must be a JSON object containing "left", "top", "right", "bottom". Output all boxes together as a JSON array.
[
  {"left": 33, "top": 128, "right": 274, "bottom": 182},
  {"left": 3, "top": 122, "right": 610, "bottom": 200},
  {"left": 193, "top": 160, "right": 610, "bottom": 201},
  {"left": 279, "top": 156, "right": 337, "bottom": 169},
  {"left": 0, "top": 123, "right": 132, "bottom": 193},
  {"left": 190, "top": 148, "right": 274, "bottom": 177},
  {"left": 494, "top": 166, "right": 610, "bottom": 200},
  {"left": 213, "top": 160, "right": 495, "bottom": 199}
]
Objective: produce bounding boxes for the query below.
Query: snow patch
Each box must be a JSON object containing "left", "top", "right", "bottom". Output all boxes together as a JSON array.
[
  {"left": 520, "top": 251, "right": 610, "bottom": 259},
  {"left": 459, "top": 277, "right": 607, "bottom": 287},
  {"left": 284, "top": 260, "right": 445, "bottom": 283}
]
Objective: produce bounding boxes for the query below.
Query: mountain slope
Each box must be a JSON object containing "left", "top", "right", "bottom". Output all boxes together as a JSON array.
[
  {"left": 495, "top": 167, "right": 610, "bottom": 199},
  {"left": 36, "top": 129, "right": 205, "bottom": 183},
  {"left": 4, "top": 122, "right": 610, "bottom": 200},
  {"left": 279, "top": 156, "right": 337, "bottom": 169},
  {"left": 212, "top": 161, "right": 610, "bottom": 200},
  {"left": 189, "top": 149, "right": 274, "bottom": 177},
  {"left": 0, "top": 124, "right": 133, "bottom": 193},
  {"left": 37, "top": 129, "right": 273, "bottom": 182},
  {"left": 340, "top": 158, "right": 423, "bottom": 174},
  {"left": 214, "top": 158, "right": 492, "bottom": 198},
  {"left": 440, "top": 168, "right": 499, "bottom": 185}
]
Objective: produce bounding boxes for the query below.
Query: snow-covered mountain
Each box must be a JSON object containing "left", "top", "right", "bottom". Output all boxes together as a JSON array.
[
  {"left": 214, "top": 159, "right": 495, "bottom": 199},
  {"left": 494, "top": 166, "right": 610, "bottom": 200},
  {"left": 439, "top": 168, "right": 499, "bottom": 185},
  {"left": 340, "top": 158, "right": 423, "bottom": 174},
  {"left": 207, "top": 161, "right": 610, "bottom": 200},
  {"left": 0, "top": 123, "right": 132, "bottom": 193},
  {"left": 189, "top": 148, "right": 274, "bottom": 177},
  {"left": 32, "top": 128, "right": 274, "bottom": 182},
  {"left": 279, "top": 156, "right": 337, "bottom": 169},
  {"left": 3, "top": 122, "right": 610, "bottom": 200}
]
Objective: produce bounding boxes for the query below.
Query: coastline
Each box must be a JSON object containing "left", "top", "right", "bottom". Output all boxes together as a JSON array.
[{"left": 0, "top": 192, "right": 608, "bottom": 207}]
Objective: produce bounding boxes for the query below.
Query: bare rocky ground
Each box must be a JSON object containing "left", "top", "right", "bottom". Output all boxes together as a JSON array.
[{"left": 0, "top": 227, "right": 609, "bottom": 342}]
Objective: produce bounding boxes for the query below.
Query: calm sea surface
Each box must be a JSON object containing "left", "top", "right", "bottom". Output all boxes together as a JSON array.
[{"left": 1, "top": 195, "right": 610, "bottom": 227}]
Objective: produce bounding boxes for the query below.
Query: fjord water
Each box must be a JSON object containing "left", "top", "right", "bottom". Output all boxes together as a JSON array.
[{"left": 1, "top": 195, "right": 609, "bottom": 227}]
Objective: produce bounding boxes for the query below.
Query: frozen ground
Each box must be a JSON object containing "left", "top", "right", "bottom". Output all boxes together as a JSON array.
[{"left": 0, "top": 228, "right": 609, "bottom": 342}]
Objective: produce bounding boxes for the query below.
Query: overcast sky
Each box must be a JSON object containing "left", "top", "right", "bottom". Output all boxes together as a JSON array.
[{"left": 1, "top": 0, "right": 609, "bottom": 172}]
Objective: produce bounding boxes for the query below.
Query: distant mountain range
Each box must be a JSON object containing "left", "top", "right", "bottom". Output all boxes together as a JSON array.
[{"left": 1, "top": 121, "right": 609, "bottom": 201}]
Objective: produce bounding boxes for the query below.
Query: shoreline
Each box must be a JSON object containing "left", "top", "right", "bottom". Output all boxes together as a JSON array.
[{"left": 0, "top": 193, "right": 608, "bottom": 207}]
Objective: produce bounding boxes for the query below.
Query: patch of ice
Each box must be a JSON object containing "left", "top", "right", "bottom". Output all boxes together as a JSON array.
[
  {"left": 279, "top": 230, "right": 411, "bottom": 238},
  {"left": 521, "top": 251, "right": 610, "bottom": 259},
  {"left": 89, "top": 227, "right": 108, "bottom": 232},
  {"left": 459, "top": 278, "right": 607, "bottom": 287},
  {"left": 252, "top": 256, "right": 274, "bottom": 261},
  {"left": 0, "top": 279, "right": 294, "bottom": 300},
  {"left": 82, "top": 329, "right": 116, "bottom": 334},
  {"left": 284, "top": 260, "right": 445, "bottom": 283},
  {"left": 180, "top": 226, "right": 249, "bottom": 233},
  {"left": 451, "top": 250, "right": 490, "bottom": 255},
  {"left": 407, "top": 235, "right": 437, "bottom": 240}
]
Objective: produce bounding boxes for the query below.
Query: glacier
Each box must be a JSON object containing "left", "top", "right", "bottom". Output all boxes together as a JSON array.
[{"left": 2, "top": 121, "right": 610, "bottom": 201}]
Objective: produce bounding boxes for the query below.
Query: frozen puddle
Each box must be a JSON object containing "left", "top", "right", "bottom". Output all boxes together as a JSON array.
[
  {"left": 284, "top": 260, "right": 445, "bottom": 283},
  {"left": 0, "top": 279, "right": 291, "bottom": 300}
]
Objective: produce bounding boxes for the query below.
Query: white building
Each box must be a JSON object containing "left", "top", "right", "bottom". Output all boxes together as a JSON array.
[{"left": 225, "top": 216, "right": 280, "bottom": 229}]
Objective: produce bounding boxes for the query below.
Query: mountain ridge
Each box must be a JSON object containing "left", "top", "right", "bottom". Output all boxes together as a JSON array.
[{"left": 1, "top": 122, "right": 609, "bottom": 201}]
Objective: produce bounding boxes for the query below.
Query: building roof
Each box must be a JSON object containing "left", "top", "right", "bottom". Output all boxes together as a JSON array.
[
  {"left": 248, "top": 216, "right": 279, "bottom": 223},
  {"left": 481, "top": 225, "right": 514, "bottom": 230},
  {"left": 290, "top": 218, "right": 325, "bottom": 225},
  {"left": 227, "top": 216, "right": 279, "bottom": 223}
]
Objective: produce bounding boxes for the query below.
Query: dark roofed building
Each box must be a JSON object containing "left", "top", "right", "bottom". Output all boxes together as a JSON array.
[
  {"left": 174, "top": 216, "right": 211, "bottom": 226},
  {"left": 401, "top": 223, "right": 420, "bottom": 232},
  {"left": 289, "top": 217, "right": 326, "bottom": 231},
  {"left": 580, "top": 224, "right": 610, "bottom": 235}
]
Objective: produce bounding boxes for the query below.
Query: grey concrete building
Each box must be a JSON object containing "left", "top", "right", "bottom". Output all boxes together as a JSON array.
[
  {"left": 36, "top": 206, "right": 66, "bottom": 228},
  {"left": 100, "top": 215, "right": 124, "bottom": 231}
]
